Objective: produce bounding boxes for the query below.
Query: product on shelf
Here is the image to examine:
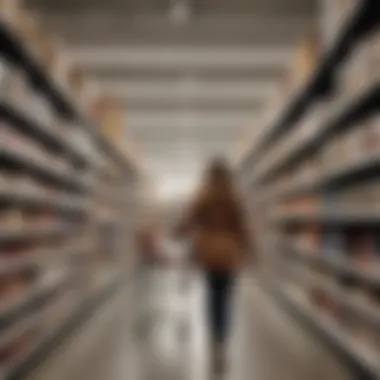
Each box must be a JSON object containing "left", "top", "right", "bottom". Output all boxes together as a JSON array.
[
  {"left": 0, "top": 267, "right": 39, "bottom": 309},
  {"left": 0, "top": 328, "right": 40, "bottom": 371},
  {"left": 298, "top": 227, "right": 322, "bottom": 249},
  {"left": 309, "top": 272, "right": 332, "bottom": 312},
  {"left": 291, "top": 34, "right": 321, "bottom": 90},
  {"left": 345, "top": 229, "right": 376, "bottom": 270},
  {"left": 321, "top": 130, "right": 363, "bottom": 173},
  {"left": 281, "top": 195, "right": 321, "bottom": 215},
  {"left": 361, "top": 114, "right": 380, "bottom": 158},
  {"left": 321, "top": 227, "right": 346, "bottom": 256},
  {"left": 67, "top": 67, "right": 86, "bottom": 104},
  {"left": 0, "top": 207, "right": 24, "bottom": 231}
]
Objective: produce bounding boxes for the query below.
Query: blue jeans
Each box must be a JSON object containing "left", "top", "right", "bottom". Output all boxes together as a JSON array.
[{"left": 206, "top": 272, "right": 235, "bottom": 344}]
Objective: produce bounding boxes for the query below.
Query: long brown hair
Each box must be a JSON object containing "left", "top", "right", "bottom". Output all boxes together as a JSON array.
[{"left": 203, "top": 158, "right": 235, "bottom": 198}]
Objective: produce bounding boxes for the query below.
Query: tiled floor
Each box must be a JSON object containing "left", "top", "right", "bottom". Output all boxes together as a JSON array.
[{"left": 27, "top": 269, "right": 354, "bottom": 380}]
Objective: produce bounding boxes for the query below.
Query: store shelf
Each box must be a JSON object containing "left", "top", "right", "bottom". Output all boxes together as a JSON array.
[
  {"left": 0, "top": 312, "right": 39, "bottom": 354},
  {"left": 285, "top": 241, "right": 380, "bottom": 288},
  {"left": 262, "top": 279, "right": 379, "bottom": 380},
  {"left": 0, "top": 102, "right": 89, "bottom": 167},
  {"left": 0, "top": 146, "right": 89, "bottom": 193},
  {"left": 254, "top": 83, "right": 380, "bottom": 187},
  {"left": 0, "top": 188, "right": 87, "bottom": 215},
  {"left": 0, "top": 19, "right": 140, "bottom": 177},
  {"left": 1, "top": 276, "right": 124, "bottom": 380},
  {"left": 241, "top": 0, "right": 380, "bottom": 174},
  {"left": 0, "top": 274, "right": 68, "bottom": 332},
  {"left": 318, "top": 283, "right": 380, "bottom": 331},
  {"left": 0, "top": 243, "right": 82, "bottom": 277},
  {"left": 0, "top": 225, "right": 76, "bottom": 245},
  {"left": 0, "top": 18, "right": 73, "bottom": 117},
  {"left": 273, "top": 207, "right": 380, "bottom": 226},
  {"left": 0, "top": 9, "right": 139, "bottom": 380},
  {"left": 0, "top": 255, "right": 43, "bottom": 278},
  {"left": 265, "top": 154, "right": 380, "bottom": 202}
]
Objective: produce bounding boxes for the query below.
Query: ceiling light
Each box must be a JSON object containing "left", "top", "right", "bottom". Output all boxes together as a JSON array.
[{"left": 169, "top": 0, "right": 192, "bottom": 26}]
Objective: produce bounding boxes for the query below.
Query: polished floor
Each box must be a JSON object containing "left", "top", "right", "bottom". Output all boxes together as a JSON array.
[{"left": 26, "top": 268, "right": 354, "bottom": 380}]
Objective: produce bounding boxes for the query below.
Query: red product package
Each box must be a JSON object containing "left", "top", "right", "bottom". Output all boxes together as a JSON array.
[{"left": 347, "top": 230, "right": 375, "bottom": 268}]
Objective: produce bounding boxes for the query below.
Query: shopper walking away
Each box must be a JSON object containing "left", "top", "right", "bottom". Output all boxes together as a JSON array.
[{"left": 175, "top": 158, "right": 253, "bottom": 375}]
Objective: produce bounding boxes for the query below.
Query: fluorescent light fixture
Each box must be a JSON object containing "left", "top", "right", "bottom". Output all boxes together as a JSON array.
[{"left": 169, "top": 0, "right": 192, "bottom": 25}]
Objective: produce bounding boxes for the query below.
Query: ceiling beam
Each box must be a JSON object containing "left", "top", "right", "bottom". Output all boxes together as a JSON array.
[
  {"left": 126, "top": 112, "right": 256, "bottom": 130},
  {"left": 35, "top": 13, "right": 316, "bottom": 45},
  {"left": 95, "top": 78, "right": 279, "bottom": 106},
  {"left": 122, "top": 101, "right": 263, "bottom": 113},
  {"left": 71, "top": 46, "right": 295, "bottom": 70}
]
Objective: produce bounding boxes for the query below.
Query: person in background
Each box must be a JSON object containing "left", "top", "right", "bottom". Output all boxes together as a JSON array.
[{"left": 175, "top": 158, "right": 254, "bottom": 374}]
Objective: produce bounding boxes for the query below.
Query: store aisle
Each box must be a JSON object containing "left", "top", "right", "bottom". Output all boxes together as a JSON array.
[{"left": 25, "top": 270, "right": 354, "bottom": 380}]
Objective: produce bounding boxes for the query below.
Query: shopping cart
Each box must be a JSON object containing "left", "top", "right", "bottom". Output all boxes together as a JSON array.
[{"left": 134, "top": 240, "right": 193, "bottom": 345}]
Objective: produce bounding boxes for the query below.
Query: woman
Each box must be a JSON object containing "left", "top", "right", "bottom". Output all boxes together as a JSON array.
[{"left": 175, "top": 158, "right": 253, "bottom": 373}]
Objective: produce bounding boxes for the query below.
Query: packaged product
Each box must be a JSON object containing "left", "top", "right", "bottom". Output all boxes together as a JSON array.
[
  {"left": 321, "top": 227, "right": 346, "bottom": 265},
  {"left": 309, "top": 285, "right": 326, "bottom": 309},
  {"left": 310, "top": 275, "right": 334, "bottom": 314},
  {"left": 0, "top": 170, "right": 17, "bottom": 192},
  {"left": 0, "top": 268, "right": 37, "bottom": 308},
  {"left": 0, "top": 208, "right": 24, "bottom": 230},
  {"left": 327, "top": 293, "right": 342, "bottom": 318},
  {"left": 0, "top": 329, "right": 38, "bottom": 370},
  {"left": 300, "top": 227, "right": 322, "bottom": 249},
  {"left": 327, "top": 127, "right": 365, "bottom": 172},
  {"left": 337, "top": 181, "right": 360, "bottom": 205},
  {"left": 329, "top": 133, "right": 351, "bottom": 170},
  {"left": 358, "top": 180, "right": 380, "bottom": 207},
  {"left": 67, "top": 67, "right": 86, "bottom": 101},
  {"left": 360, "top": 114, "right": 380, "bottom": 157},
  {"left": 290, "top": 34, "right": 321, "bottom": 90},
  {"left": 347, "top": 230, "right": 375, "bottom": 268},
  {"left": 54, "top": 48, "right": 72, "bottom": 89},
  {"left": 296, "top": 196, "right": 320, "bottom": 214},
  {"left": 40, "top": 34, "right": 59, "bottom": 75},
  {"left": 345, "top": 126, "right": 371, "bottom": 163}
]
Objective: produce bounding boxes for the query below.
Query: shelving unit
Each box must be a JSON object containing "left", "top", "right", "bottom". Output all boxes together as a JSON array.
[
  {"left": 0, "top": 3, "right": 141, "bottom": 380},
  {"left": 262, "top": 280, "right": 380, "bottom": 380},
  {"left": 239, "top": 1, "right": 380, "bottom": 379},
  {"left": 240, "top": 0, "right": 380, "bottom": 178}
]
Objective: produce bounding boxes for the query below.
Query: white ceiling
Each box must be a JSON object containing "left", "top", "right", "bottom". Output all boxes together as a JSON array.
[{"left": 31, "top": 0, "right": 317, "bottom": 201}]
